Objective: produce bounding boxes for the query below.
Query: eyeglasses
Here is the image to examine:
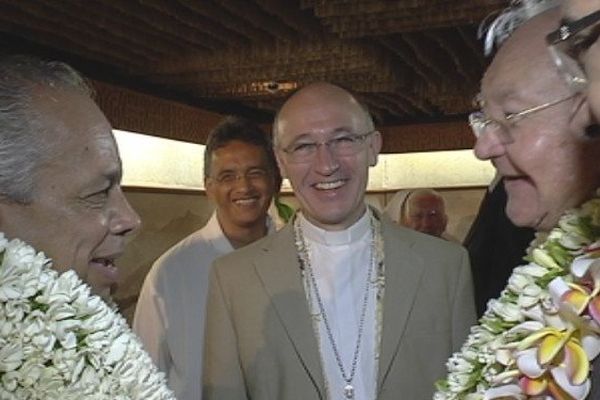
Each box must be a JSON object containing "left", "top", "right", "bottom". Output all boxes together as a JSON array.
[
  {"left": 469, "top": 94, "right": 576, "bottom": 142},
  {"left": 408, "top": 209, "right": 442, "bottom": 220},
  {"left": 209, "top": 168, "right": 270, "bottom": 186},
  {"left": 546, "top": 10, "right": 600, "bottom": 93},
  {"left": 280, "top": 130, "right": 375, "bottom": 164}
]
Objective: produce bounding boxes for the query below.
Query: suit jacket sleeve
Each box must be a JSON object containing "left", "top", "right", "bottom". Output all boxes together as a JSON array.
[
  {"left": 452, "top": 248, "right": 477, "bottom": 351},
  {"left": 203, "top": 261, "right": 249, "bottom": 400}
]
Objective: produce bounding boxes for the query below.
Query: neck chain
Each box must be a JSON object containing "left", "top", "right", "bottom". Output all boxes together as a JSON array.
[{"left": 294, "top": 210, "right": 380, "bottom": 400}]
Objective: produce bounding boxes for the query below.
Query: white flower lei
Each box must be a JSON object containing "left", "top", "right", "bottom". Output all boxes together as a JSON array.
[
  {"left": 435, "top": 193, "right": 600, "bottom": 400},
  {"left": 0, "top": 233, "right": 175, "bottom": 399}
]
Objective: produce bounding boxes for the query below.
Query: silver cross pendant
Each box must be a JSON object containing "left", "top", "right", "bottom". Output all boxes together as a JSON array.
[{"left": 344, "top": 384, "right": 354, "bottom": 399}]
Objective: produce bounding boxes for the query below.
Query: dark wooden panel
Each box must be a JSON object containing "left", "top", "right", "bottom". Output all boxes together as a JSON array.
[
  {"left": 379, "top": 121, "right": 474, "bottom": 153},
  {"left": 93, "top": 80, "right": 224, "bottom": 144}
]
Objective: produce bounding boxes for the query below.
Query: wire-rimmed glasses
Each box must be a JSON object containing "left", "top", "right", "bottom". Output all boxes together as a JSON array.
[
  {"left": 469, "top": 94, "right": 576, "bottom": 142},
  {"left": 280, "top": 130, "right": 376, "bottom": 164}
]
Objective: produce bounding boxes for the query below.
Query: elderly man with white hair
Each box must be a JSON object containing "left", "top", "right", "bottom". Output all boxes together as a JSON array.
[{"left": 435, "top": 1, "right": 600, "bottom": 399}]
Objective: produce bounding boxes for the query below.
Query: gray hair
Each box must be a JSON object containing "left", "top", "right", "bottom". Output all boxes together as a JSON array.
[
  {"left": 479, "top": 0, "right": 561, "bottom": 56},
  {"left": 0, "top": 55, "right": 92, "bottom": 203}
]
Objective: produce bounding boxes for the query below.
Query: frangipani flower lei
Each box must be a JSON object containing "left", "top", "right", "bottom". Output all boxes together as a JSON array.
[
  {"left": 435, "top": 193, "right": 600, "bottom": 400},
  {"left": 0, "top": 233, "right": 175, "bottom": 399}
]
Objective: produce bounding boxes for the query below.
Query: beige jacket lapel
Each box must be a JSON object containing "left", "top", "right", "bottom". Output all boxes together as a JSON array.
[
  {"left": 251, "top": 217, "right": 426, "bottom": 397},
  {"left": 253, "top": 223, "right": 326, "bottom": 397},
  {"left": 377, "top": 217, "right": 426, "bottom": 392}
]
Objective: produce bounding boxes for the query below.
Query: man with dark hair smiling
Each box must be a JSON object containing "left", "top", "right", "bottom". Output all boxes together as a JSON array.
[{"left": 134, "top": 115, "right": 279, "bottom": 400}]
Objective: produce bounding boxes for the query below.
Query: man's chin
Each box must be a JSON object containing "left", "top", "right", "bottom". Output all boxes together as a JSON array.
[
  {"left": 505, "top": 201, "right": 540, "bottom": 229},
  {"left": 89, "top": 283, "right": 114, "bottom": 301},
  {"left": 232, "top": 212, "right": 268, "bottom": 225}
]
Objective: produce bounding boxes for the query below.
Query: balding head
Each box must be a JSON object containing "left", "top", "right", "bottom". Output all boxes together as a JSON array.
[
  {"left": 482, "top": 8, "right": 567, "bottom": 104},
  {"left": 273, "top": 83, "right": 374, "bottom": 145},
  {"left": 401, "top": 189, "right": 448, "bottom": 237}
]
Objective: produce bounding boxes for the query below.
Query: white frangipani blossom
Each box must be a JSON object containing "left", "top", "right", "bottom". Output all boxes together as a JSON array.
[
  {"left": 0, "top": 233, "right": 175, "bottom": 399},
  {"left": 435, "top": 193, "right": 600, "bottom": 399}
]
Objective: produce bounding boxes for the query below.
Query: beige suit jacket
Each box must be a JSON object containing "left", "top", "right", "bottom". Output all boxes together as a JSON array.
[{"left": 203, "top": 216, "right": 476, "bottom": 400}]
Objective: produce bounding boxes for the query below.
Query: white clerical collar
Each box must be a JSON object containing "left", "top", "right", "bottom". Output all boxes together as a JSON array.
[{"left": 298, "top": 209, "right": 370, "bottom": 246}]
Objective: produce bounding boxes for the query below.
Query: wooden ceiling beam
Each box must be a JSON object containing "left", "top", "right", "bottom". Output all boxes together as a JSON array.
[
  {"left": 457, "top": 26, "right": 487, "bottom": 70},
  {"left": 424, "top": 30, "right": 476, "bottom": 86},
  {"left": 315, "top": 3, "right": 506, "bottom": 37},
  {"left": 181, "top": 0, "right": 274, "bottom": 43},
  {"left": 93, "top": 80, "right": 473, "bottom": 154},
  {"left": 215, "top": 0, "right": 299, "bottom": 41},
  {"left": 38, "top": 0, "right": 169, "bottom": 61},
  {"left": 103, "top": 0, "right": 223, "bottom": 51},
  {"left": 0, "top": 8, "right": 139, "bottom": 69},
  {"left": 254, "top": 0, "right": 324, "bottom": 37},
  {"left": 140, "top": 0, "right": 247, "bottom": 48}
]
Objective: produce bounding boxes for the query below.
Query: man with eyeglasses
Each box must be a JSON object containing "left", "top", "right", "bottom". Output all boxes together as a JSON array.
[
  {"left": 399, "top": 188, "right": 454, "bottom": 240},
  {"left": 202, "top": 82, "right": 476, "bottom": 400},
  {"left": 134, "top": 116, "right": 280, "bottom": 400},
  {"left": 465, "top": 4, "right": 600, "bottom": 398},
  {"left": 471, "top": 6, "right": 600, "bottom": 232}
]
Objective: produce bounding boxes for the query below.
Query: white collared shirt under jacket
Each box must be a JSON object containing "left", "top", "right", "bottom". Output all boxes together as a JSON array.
[{"left": 299, "top": 211, "right": 378, "bottom": 400}]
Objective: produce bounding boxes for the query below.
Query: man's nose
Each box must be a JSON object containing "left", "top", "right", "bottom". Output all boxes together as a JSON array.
[
  {"left": 110, "top": 187, "right": 141, "bottom": 236},
  {"left": 313, "top": 144, "right": 340, "bottom": 175},
  {"left": 231, "top": 174, "right": 254, "bottom": 191},
  {"left": 473, "top": 130, "right": 507, "bottom": 161}
]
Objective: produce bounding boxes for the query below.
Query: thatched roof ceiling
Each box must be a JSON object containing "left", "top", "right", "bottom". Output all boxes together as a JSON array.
[{"left": 0, "top": 0, "right": 507, "bottom": 152}]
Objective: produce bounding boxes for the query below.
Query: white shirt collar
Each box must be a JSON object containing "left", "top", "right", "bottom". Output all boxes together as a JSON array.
[
  {"left": 208, "top": 211, "right": 275, "bottom": 253},
  {"left": 298, "top": 208, "right": 370, "bottom": 246},
  {"left": 205, "top": 212, "right": 234, "bottom": 254}
]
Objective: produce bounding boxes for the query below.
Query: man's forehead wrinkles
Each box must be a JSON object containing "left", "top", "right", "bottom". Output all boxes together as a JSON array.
[
  {"left": 480, "top": 78, "right": 528, "bottom": 106},
  {"left": 215, "top": 164, "right": 266, "bottom": 173},
  {"left": 292, "top": 127, "right": 354, "bottom": 138}
]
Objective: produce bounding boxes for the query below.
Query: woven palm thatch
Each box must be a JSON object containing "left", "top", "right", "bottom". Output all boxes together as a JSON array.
[{"left": 0, "top": 0, "right": 509, "bottom": 147}]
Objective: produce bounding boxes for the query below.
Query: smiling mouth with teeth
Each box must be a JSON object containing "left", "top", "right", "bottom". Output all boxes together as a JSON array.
[
  {"left": 234, "top": 198, "right": 259, "bottom": 205},
  {"left": 315, "top": 180, "right": 345, "bottom": 190}
]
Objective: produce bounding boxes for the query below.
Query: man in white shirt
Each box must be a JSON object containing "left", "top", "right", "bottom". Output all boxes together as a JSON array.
[
  {"left": 203, "top": 83, "right": 476, "bottom": 399},
  {"left": 133, "top": 116, "right": 280, "bottom": 400}
]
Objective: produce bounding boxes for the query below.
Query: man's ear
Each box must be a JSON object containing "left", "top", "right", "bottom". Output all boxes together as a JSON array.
[
  {"left": 204, "top": 177, "right": 215, "bottom": 202},
  {"left": 570, "top": 96, "right": 600, "bottom": 140},
  {"left": 367, "top": 130, "right": 382, "bottom": 167}
]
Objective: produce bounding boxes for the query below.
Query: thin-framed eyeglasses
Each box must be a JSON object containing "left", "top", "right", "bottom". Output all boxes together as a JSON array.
[
  {"left": 546, "top": 10, "right": 600, "bottom": 93},
  {"left": 409, "top": 209, "right": 442, "bottom": 220},
  {"left": 280, "top": 130, "right": 376, "bottom": 164},
  {"left": 209, "top": 168, "right": 270, "bottom": 186},
  {"left": 469, "top": 94, "right": 577, "bottom": 142}
]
